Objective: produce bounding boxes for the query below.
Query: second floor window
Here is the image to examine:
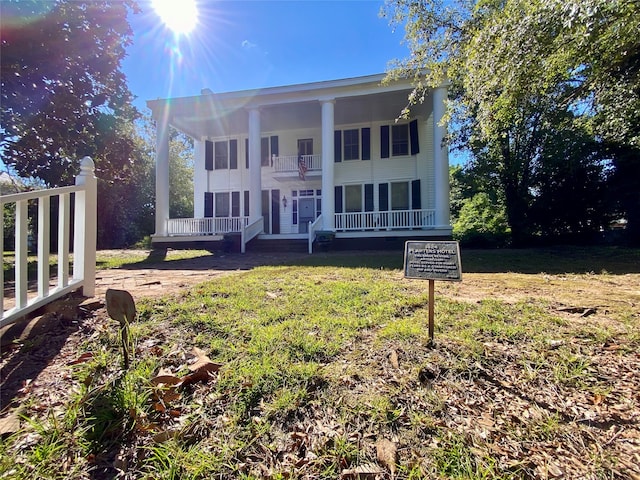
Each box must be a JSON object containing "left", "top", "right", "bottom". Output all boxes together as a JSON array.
[
  {"left": 392, "top": 124, "right": 409, "bottom": 156},
  {"left": 215, "top": 141, "right": 228, "bottom": 169},
  {"left": 343, "top": 129, "right": 359, "bottom": 160}
]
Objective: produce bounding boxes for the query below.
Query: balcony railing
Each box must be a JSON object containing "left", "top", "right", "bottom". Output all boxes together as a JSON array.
[
  {"left": 273, "top": 154, "right": 322, "bottom": 173},
  {"left": 335, "top": 209, "right": 436, "bottom": 231},
  {"left": 167, "top": 217, "right": 249, "bottom": 236}
]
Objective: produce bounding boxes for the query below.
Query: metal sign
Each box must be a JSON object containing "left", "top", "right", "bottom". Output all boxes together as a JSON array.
[
  {"left": 404, "top": 241, "right": 462, "bottom": 281},
  {"left": 403, "top": 241, "right": 462, "bottom": 344}
]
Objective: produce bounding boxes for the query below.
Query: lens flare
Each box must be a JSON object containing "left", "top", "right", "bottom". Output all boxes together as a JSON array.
[{"left": 151, "top": 0, "right": 198, "bottom": 35}]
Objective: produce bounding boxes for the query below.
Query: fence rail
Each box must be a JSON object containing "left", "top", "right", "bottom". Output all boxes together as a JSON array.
[
  {"left": 334, "top": 209, "right": 436, "bottom": 232},
  {"left": 1, "top": 157, "right": 97, "bottom": 327},
  {"left": 167, "top": 217, "right": 249, "bottom": 236},
  {"left": 273, "top": 154, "right": 322, "bottom": 173}
]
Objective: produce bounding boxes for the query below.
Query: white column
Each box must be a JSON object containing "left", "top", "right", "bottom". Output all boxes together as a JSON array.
[
  {"left": 248, "top": 108, "right": 262, "bottom": 223},
  {"left": 433, "top": 86, "right": 450, "bottom": 228},
  {"left": 321, "top": 99, "right": 335, "bottom": 231},
  {"left": 155, "top": 115, "right": 170, "bottom": 236}
]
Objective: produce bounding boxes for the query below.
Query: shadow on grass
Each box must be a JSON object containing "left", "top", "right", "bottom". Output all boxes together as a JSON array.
[
  {"left": 106, "top": 246, "right": 639, "bottom": 276},
  {"left": 294, "top": 246, "right": 640, "bottom": 275},
  {"left": 0, "top": 293, "right": 90, "bottom": 409}
]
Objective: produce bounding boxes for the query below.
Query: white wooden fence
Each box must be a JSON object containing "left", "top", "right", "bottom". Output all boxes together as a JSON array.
[{"left": 1, "top": 156, "right": 97, "bottom": 327}]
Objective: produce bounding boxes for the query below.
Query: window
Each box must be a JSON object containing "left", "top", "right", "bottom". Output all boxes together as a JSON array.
[
  {"left": 391, "top": 182, "right": 409, "bottom": 210},
  {"left": 382, "top": 121, "right": 419, "bottom": 158},
  {"left": 298, "top": 138, "right": 313, "bottom": 155},
  {"left": 343, "top": 129, "right": 359, "bottom": 160},
  {"left": 215, "top": 192, "right": 229, "bottom": 217},
  {"left": 392, "top": 124, "right": 409, "bottom": 156},
  {"left": 215, "top": 141, "right": 228, "bottom": 169},
  {"left": 345, "top": 185, "right": 362, "bottom": 212}
]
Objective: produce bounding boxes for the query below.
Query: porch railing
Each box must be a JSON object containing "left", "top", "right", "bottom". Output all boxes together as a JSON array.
[
  {"left": 167, "top": 217, "right": 249, "bottom": 236},
  {"left": 1, "top": 156, "right": 97, "bottom": 327},
  {"left": 273, "top": 154, "right": 322, "bottom": 173},
  {"left": 334, "top": 209, "right": 436, "bottom": 232}
]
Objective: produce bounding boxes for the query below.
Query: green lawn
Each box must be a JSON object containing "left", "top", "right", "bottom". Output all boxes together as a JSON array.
[{"left": 1, "top": 247, "right": 638, "bottom": 479}]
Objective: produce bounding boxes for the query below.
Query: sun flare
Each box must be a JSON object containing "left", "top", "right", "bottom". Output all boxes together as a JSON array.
[{"left": 152, "top": 0, "right": 198, "bottom": 35}]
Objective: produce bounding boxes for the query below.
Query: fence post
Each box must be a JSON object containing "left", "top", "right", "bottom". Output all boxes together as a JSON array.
[{"left": 73, "top": 156, "right": 97, "bottom": 297}]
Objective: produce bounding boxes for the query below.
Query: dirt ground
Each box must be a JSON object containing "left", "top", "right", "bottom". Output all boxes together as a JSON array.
[{"left": 1, "top": 249, "right": 639, "bottom": 426}]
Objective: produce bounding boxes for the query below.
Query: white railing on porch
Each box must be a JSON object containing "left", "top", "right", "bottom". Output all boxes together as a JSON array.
[
  {"left": 334, "top": 209, "right": 436, "bottom": 232},
  {"left": 167, "top": 216, "right": 249, "bottom": 236},
  {"left": 241, "top": 217, "right": 264, "bottom": 253},
  {"left": 273, "top": 154, "right": 322, "bottom": 173},
  {"left": 1, "top": 156, "right": 97, "bottom": 327}
]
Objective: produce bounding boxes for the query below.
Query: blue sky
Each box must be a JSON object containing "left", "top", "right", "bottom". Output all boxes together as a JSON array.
[{"left": 124, "top": 0, "right": 409, "bottom": 112}]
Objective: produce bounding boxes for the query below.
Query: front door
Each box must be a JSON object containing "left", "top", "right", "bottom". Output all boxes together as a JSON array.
[{"left": 298, "top": 198, "right": 315, "bottom": 233}]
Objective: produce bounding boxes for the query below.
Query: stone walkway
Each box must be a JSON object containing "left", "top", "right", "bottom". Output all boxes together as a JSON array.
[{"left": 92, "top": 250, "right": 311, "bottom": 300}]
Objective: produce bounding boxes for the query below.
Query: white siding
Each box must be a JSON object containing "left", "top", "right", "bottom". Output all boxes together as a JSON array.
[{"left": 189, "top": 105, "right": 437, "bottom": 233}]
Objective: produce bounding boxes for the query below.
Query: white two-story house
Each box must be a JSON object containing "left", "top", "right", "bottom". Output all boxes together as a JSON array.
[{"left": 147, "top": 74, "right": 451, "bottom": 253}]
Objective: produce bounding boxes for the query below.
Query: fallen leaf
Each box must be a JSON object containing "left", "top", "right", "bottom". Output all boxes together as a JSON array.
[
  {"left": 389, "top": 349, "right": 399, "bottom": 369},
  {"left": 67, "top": 352, "right": 94, "bottom": 365},
  {"left": 181, "top": 347, "right": 223, "bottom": 387},
  {"left": 150, "top": 375, "right": 181, "bottom": 387},
  {"left": 341, "top": 462, "right": 385, "bottom": 479},
  {"left": 0, "top": 412, "right": 21, "bottom": 436},
  {"left": 188, "top": 347, "right": 223, "bottom": 373},
  {"left": 376, "top": 438, "right": 397, "bottom": 477},
  {"left": 152, "top": 429, "right": 179, "bottom": 443}
]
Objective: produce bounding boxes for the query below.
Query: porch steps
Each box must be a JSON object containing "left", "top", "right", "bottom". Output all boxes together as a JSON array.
[{"left": 246, "top": 238, "right": 309, "bottom": 253}]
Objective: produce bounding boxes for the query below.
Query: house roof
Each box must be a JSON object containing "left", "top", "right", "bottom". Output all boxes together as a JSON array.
[{"left": 147, "top": 73, "right": 433, "bottom": 139}]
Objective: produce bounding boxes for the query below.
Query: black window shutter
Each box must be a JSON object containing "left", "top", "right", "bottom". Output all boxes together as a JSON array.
[
  {"left": 205, "top": 140, "right": 214, "bottom": 170},
  {"left": 378, "top": 183, "right": 389, "bottom": 211},
  {"left": 334, "top": 130, "right": 342, "bottom": 162},
  {"left": 261, "top": 137, "right": 269, "bottom": 166},
  {"left": 230, "top": 139, "right": 238, "bottom": 169},
  {"left": 380, "top": 126, "right": 390, "bottom": 158},
  {"left": 410, "top": 119, "right": 420, "bottom": 155},
  {"left": 244, "top": 190, "right": 250, "bottom": 217},
  {"left": 361, "top": 128, "right": 371, "bottom": 160},
  {"left": 231, "top": 191, "right": 240, "bottom": 217},
  {"left": 334, "top": 186, "right": 343, "bottom": 213},
  {"left": 411, "top": 179, "right": 421, "bottom": 209},
  {"left": 270, "top": 136, "right": 279, "bottom": 156},
  {"left": 365, "top": 184, "right": 374, "bottom": 211},
  {"left": 245, "top": 138, "right": 249, "bottom": 169},
  {"left": 204, "top": 192, "right": 214, "bottom": 217}
]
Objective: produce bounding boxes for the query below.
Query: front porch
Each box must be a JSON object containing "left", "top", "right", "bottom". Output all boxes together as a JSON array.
[{"left": 163, "top": 208, "right": 438, "bottom": 237}]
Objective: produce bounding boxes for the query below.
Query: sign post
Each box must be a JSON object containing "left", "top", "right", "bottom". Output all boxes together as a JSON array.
[{"left": 403, "top": 241, "right": 462, "bottom": 344}]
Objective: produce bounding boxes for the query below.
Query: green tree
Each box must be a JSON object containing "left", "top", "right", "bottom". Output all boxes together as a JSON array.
[
  {"left": 1, "top": 0, "right": 140, "bottom": 184},
  {"left": 383, "top": 0, "right": 639, "bottom": 244},
  {"left": 168, "top": 131, "right": 194, "bottom": 219},
  {"left": 138, "top": 116, "right": 194, "bottom": 221},
  {"left": 453, "top": 192, "right": 510, "bottom": 247},
  {"left": 0, "top": 0, "right": 154, "bottom": 248}
]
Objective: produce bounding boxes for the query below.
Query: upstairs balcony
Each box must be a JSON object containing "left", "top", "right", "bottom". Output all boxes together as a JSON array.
[{"left": 272, "top": 154, "right": 322, "bottom": 179}]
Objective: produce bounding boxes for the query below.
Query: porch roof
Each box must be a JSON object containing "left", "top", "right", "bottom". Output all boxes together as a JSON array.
[{"left": 146, "top": 73, "right": 433, "bottom": 139}]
